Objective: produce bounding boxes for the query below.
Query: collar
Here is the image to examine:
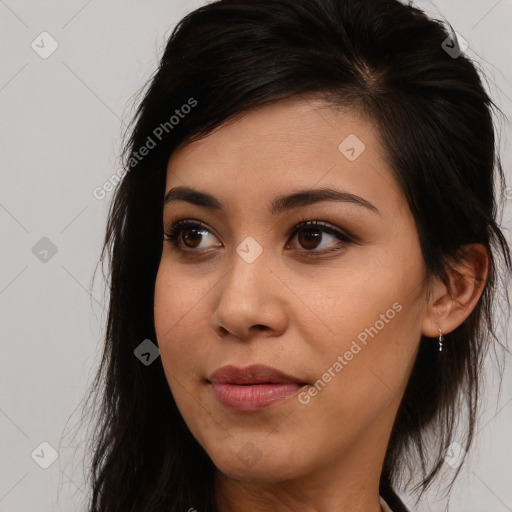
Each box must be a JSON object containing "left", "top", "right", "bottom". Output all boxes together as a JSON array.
[{"left": 380, "top": 496, "right": 393, "bottom": 512}]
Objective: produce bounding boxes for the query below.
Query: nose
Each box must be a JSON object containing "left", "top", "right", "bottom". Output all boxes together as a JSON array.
[{"left": 211, "top": 247, "right": 289, "bottom": 341}]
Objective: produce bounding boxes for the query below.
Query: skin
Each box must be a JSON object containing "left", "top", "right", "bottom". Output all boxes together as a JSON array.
[{"left": 153, "top": 96, "right": 488, "bottom": 512}]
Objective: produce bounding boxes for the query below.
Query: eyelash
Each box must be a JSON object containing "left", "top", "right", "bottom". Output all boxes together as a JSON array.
[{"left": 163, "top": 217, "right": 354, "bottom": 258}]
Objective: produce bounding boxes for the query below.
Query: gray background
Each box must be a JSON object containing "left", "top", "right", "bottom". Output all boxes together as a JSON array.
[{"left": 1, "top": 1, "right": 511, "bottom": 511}]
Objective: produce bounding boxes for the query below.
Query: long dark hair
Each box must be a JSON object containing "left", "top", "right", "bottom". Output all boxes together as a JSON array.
[{"left": 68, "top": 0, "right": 512, "bottom": 510}]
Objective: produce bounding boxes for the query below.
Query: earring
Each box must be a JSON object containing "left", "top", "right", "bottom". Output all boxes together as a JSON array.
[{"left": 438, "top": 328, "right": 444, "bottom": 352}]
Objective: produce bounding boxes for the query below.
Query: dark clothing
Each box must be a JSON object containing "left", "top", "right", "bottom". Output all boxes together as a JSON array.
[{"left": 381, "top": 487, "right": 410, "bottom": 512}]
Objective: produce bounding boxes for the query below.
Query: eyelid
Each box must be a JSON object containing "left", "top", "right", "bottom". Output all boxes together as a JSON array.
[
  {"left": 164, "top": 218, "right": 219, "bottom": 245},
  {"left": 287, "top": 217, "right": 355, "bottom": 242},
  {"left": 164, "top": 216, "right": 356, "bottom": 258}
]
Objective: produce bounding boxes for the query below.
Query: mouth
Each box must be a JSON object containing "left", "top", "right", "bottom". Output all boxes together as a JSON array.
[{"left": 207, "top": 364, "right": 308, "bottom": 411}]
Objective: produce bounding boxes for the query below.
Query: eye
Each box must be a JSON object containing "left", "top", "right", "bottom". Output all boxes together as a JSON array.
[
  {"left": 163, "top": 218, "right": 354, "bottom": 257},
  {"left": 164, "top": 220, "right": 220, "bottom": 253},
  {"left": 286, "top": 219, "right": 353, "bottom": 257}
]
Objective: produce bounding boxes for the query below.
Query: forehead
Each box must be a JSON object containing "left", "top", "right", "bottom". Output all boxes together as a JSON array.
[
  {"left": 169, "top": 97, "right": 382, "bottom": 165},
  {"left": 165, "top": 96, "right": 405, "bottom": 216}
]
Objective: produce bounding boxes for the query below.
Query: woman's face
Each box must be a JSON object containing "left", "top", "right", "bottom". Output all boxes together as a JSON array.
[{"left": 154, "top": 96, "right": 430, "bottom": 484}]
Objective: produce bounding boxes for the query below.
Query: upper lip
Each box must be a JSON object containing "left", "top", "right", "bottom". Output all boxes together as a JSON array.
[{"left": 208, "top": 364, "right": 306, "bottom": 385}]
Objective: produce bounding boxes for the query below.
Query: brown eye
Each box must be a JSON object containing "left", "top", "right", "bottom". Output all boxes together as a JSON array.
[
  {"left": 164, "top": 220, "right": 220, "bottom": 251},
  {"left": 296, "top": 228, "right": 323, "bottom": 250},
  {"left": 164, "top": 218, "right": 353, "bottom": 258},
  {"left": 181, "top": 226, "right": 206, "bottom": 248},
  {"left": 288, "top": 220, "right": 353, "bottom": 256}
]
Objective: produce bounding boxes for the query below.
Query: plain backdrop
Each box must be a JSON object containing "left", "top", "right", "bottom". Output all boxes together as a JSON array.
[{"left": 1, "top": 1, "right": 511, "bottom": 511}]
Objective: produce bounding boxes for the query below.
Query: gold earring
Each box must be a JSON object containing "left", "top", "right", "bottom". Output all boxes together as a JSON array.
[{"left": 438, "top": 328, "right": 444, "bottom": 352}]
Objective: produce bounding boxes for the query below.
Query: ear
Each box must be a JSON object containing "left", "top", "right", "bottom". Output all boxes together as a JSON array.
[{"left": 421, "top": 243, "right": 489, "bottom": 337}]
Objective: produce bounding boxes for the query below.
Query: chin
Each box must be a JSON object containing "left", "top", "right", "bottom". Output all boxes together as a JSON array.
[
  {"left": 208, "top": 442, "right": 304, "bottom": 483},
  {"left": 215, "top": 462, "right": 297, "bottom": 484}
]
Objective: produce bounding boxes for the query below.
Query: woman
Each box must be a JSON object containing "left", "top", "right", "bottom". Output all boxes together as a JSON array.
[{"left": 81, "top": 0, "right": 511, "bottom": 510}]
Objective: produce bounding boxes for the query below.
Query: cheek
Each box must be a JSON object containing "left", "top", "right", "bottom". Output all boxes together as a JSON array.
[
  {"left": 291, "top": 279, "right": 424, "bottom": 455},
  {"left": 154, "top": 263, "right": 207, "bottom": 378},
  {"left": 317, "top": 250, "right": 422, "bottom": 339},
  {"left": 154, "top": 259, "right": 212, "bottom": 337},
  {"left": 305, "top": 233, "right": 423, "bottom": 360}
]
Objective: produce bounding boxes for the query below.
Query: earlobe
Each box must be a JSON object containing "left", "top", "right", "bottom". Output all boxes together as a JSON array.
[{"left": 421, "top": 243, "right": 489, "bottom": 338}]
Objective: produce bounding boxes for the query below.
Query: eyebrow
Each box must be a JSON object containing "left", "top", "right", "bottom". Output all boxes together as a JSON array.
[{"left": 163, "top": 186, "right": 380, "bottom": 215}]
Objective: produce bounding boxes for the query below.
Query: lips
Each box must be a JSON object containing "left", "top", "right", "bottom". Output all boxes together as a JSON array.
[
  {"left": 207, "top": 364, "right": 307, "bottom": 411},
  {"left": 208, "top": 364, "right": 306, "bottom": 385}
]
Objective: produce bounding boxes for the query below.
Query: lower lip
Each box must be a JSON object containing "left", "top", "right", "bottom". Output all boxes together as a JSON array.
[{"left": 210, "top": 382, "right": 305, "bottom": 411}]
